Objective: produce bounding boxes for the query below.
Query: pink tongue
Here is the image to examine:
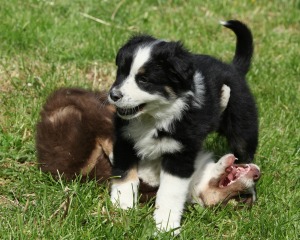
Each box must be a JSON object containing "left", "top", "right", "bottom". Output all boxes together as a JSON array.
[
  {"left": 232, "top": 167, "right": 238, "bottom": 176},
  {"left": 226, "top": 167, "right": 240, "bottom": 182},
  {"left": 227, "top": 173, "right": 234, "bottom": 181}
]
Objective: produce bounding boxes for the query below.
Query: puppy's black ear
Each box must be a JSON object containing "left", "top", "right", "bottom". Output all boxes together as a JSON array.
[{"left": 154, "top": 41, "right": 194, "bottom": 90}]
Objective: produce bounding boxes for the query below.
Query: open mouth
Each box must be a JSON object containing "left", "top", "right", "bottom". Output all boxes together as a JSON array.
[
  {"left": 219, "top": 164, "right": 250, "bottom": 188},
  {"left": 116, "top": 104, "right": 146, "bottom": 117}
]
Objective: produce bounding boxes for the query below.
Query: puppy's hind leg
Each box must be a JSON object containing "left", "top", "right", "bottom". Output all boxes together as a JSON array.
[{"left": 219, "top": 95, "right": 258, "bottom": 163}]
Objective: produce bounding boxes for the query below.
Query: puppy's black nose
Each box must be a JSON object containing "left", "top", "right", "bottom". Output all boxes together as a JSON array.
[{"left": 109, "top": 89, "right": 123, "bottom": 102}]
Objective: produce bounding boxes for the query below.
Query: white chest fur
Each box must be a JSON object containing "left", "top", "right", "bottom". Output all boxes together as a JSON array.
[{"left": 123, "top": 117, "right": 183, "bottom": 161}]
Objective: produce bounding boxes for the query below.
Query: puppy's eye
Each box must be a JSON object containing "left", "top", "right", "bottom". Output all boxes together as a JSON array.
[
  {"left": 138, "top": 76, "right": 150, "bottom": 85},
  {"left": 140, "top": 79, "right": 147, "bottom": 84}
]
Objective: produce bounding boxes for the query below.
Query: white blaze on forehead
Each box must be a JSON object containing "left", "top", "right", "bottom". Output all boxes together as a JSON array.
[{"left": 130, "top": 46, "right": 152, "bottom": 76}]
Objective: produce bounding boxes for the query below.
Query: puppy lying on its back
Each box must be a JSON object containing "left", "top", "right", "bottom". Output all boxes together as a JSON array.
[{"left": 36, "top": 88, "right": 260, "bottom": 205}]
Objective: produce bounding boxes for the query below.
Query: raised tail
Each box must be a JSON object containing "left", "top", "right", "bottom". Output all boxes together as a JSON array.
[{"left": 220, "top": 20, "right": 254, "bottom": 75}]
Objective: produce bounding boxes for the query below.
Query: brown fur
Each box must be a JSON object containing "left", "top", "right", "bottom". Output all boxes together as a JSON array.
[
  {"left": 200, "top": 178, "right": 254, "bottom": 206},
  {"left": 36, "top": 88, "right": 114, "bottom": 182}
]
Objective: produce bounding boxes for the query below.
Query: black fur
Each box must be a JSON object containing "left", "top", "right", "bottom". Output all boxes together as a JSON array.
[{"left": 109, "top": 20, "right": 258, "bottom": 180}]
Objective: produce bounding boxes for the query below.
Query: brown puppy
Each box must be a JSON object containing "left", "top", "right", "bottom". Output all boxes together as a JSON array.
[
  {"left": 36, "top": 88, "right": 114, "bottom": 182},
  {"left": 36, "top": 88, "right": 260, "bottom": 205}
]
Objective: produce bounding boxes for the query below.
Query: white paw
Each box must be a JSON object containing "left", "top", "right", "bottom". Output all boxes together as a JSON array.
[
  {"left": 110, "top": 181, "right": 138, "bottom": 209},
  {"left": 154, "top": 208, "right": 181, "bottom": 235},
  {"left": 216, "top": 154, "right": 236, "bottom": 171}
]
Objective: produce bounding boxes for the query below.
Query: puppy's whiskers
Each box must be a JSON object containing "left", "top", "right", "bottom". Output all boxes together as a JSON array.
[{"left": 99, "top": 97, "right": 109, "bottom": 109}]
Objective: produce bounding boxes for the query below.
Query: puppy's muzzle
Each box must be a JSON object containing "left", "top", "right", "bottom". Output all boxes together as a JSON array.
[{"left": 249, "top": 166, "right": 260, "bottom": 181}]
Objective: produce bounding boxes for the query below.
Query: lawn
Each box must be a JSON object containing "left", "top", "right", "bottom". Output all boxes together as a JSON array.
[{"left": 0, "top": 0, "right": 299, "bottom": 239}]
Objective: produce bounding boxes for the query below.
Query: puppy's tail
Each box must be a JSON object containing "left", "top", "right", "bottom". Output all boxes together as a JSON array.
[{"left": 220, "top": 20, "right": 253, "bottom": 75}]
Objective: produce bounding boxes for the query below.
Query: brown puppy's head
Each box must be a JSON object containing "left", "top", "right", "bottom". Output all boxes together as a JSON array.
[{"left": 192, "top": 154, "right": 260, "bottom": 207}]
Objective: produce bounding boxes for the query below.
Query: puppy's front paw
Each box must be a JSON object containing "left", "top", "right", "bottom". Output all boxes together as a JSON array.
[
  {"left": 111, "top": 181, "right": 139, "bottom": 209},
  {"left": 216, "top": 154, "right": 236, "bottom": 172},
  {"left": 153, "top": 208, "right": 181, "bottom": 235}
]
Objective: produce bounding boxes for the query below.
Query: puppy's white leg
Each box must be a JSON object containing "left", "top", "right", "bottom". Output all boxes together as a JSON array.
[
  {"left": 154, "top": 171, "right": 191, "bottom": 235},
  {"left": 111, "top": 168, "right": 139, "bottom": 209}
]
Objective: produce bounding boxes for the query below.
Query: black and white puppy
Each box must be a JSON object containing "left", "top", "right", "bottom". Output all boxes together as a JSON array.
[{"left": 108, "top": 20, "right": 258, "bottom": 233}]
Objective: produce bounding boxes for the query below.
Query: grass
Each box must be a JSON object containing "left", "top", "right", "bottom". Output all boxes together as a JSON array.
[{"left": 0, "top": 0, "right": 299, "bottom": 239}]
